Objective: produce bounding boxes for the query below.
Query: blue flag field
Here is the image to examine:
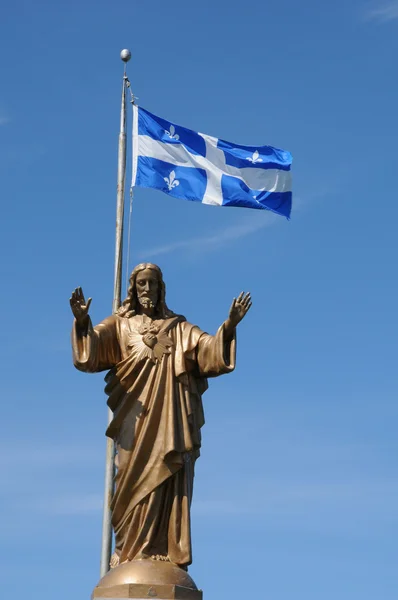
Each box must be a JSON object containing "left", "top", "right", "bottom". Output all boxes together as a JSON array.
[{"left": 132, "top": 106, "right": 292, "bottom": 218}]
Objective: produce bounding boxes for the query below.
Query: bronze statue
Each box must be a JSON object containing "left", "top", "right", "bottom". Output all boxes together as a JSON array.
[{"left": 70, "top": 263, "right": 251, "bottom": 574}]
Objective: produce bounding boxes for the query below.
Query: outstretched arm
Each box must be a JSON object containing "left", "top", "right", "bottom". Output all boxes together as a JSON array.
[
  {"left": 194, "top": 292, "right": 252, "bottom": 378},
  {"left": 70, "top": 287, "right": 120, "bottom": 372}
]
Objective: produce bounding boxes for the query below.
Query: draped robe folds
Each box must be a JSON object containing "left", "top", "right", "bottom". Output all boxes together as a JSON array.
[{"left": 72, "top": 313, "right": 236, "bottom": 567}]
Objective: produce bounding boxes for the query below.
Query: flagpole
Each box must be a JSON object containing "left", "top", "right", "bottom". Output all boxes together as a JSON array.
[{"left": 100, "top": 48, "right": 131, "bottom": 578}]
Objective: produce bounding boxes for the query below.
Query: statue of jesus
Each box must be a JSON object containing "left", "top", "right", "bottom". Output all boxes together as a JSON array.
[{"left": 70, "top": 263, "right": 251, "bottom": 571}]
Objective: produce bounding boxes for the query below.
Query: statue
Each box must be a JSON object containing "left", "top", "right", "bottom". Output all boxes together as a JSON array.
[{"left": 70, "top": 262, "right": 251, "bottom": 589}]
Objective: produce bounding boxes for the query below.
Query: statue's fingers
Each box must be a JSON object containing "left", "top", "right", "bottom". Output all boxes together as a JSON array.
[
  {"left": 243, "top": 293, "right": 252, "bottom": 307},
  {"left": 86, "top": 298, "right": 92, "bottom": 311},
  {"left": 229, "top": 298, "right": 236, "bottom": 314},
  {"left": 246, "top": 301, "right": 253, "bottom": 312},
  {"left": 237, "top": 291, "right": 244, "bottom": 303}
]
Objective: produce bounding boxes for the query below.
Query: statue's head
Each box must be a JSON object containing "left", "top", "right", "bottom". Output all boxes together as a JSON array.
[{"left": 117, "top": 263, "right": 174, "bottom": 319}]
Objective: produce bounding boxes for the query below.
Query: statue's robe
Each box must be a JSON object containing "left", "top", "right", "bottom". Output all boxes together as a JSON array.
[{"left": 72, "top": 313, "right": 235, "bottom": 567}]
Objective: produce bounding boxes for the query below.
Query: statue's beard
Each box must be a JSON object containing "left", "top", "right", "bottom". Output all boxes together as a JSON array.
[{"left": 138, "top": 296, "right": 156, "bottom": 310}]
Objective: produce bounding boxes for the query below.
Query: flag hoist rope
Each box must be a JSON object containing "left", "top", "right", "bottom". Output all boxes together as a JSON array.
[
  {"left": 125, "top": 79, "right": 136, "bottom": 293},
  {"left": 100, "top": 50, "right": 132, "bottom": 578}
]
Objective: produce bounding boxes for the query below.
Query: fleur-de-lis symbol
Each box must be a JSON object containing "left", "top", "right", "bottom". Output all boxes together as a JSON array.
[
  {"left": 165, "top": 124, "right": 180, "bottom": 141},
  {"left": 246, "top": 150, "right": 263, "bottom": 164},
  {"left": 164, "top": 170, "right": 180, "bottom": 191}
]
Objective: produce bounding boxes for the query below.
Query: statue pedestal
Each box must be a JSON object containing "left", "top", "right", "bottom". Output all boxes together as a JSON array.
[
  {"left": 91, "top": 583, "right": 202, "bottom": 599},
  {"left": 91, "top": 560, "right": 202, "bottom": 600}
]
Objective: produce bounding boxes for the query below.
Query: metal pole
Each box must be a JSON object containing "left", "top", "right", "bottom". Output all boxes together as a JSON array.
[{"left": 100, "top": 49, "right": 131, "bottom": 578}]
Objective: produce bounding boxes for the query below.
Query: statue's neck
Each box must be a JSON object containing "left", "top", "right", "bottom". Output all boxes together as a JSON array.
[{"left": 138, "top": 307, "right": 156, "bottom": 318}]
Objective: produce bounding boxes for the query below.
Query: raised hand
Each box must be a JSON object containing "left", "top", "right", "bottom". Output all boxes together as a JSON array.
[
  {"left": 70, "top": 287, "right": 92, "bottom": 324},
  {"left": 228, "top": 292, "right": 252, "bottom": 328}
]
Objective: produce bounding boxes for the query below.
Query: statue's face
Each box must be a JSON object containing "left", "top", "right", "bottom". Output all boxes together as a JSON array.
[{"left": 135, "top": 268, "right": 160, "bottom": 310}]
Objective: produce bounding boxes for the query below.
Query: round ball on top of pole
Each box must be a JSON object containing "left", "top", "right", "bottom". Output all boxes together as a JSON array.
[{"left": 120, "top": 49, "right": 132, "bottom": 63}]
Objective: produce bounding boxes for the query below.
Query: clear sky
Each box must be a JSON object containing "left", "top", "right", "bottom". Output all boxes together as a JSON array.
[{"left": 1, "top": 1, "right": 397, "bottom": 599}]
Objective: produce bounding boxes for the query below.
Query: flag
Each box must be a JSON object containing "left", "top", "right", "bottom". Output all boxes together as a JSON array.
[{"left": 132, "top": 106, "right": 292, "bottom": 218}]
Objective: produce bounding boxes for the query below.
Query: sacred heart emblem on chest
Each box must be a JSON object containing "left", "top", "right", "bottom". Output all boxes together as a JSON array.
[{"left": 127, "top": 319, "right": 174, "bottom": 363}]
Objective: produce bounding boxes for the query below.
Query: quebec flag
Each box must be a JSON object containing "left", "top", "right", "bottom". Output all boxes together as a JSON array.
[{"left": 132, "top": 106, "right": 292, "bottom": 218}]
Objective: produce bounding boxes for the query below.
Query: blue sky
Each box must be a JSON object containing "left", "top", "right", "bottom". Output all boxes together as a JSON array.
[{"left": 1, "top": 1, "right": 397, "bottom": 599}]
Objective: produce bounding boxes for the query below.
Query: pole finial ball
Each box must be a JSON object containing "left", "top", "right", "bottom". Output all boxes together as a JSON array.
[{"left": 120, "top": 49, "right": 132, "bottom": 63}]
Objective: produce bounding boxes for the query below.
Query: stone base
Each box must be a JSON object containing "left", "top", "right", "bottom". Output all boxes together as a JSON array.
[
  {"left": 92, "top": 583, "right": 202, "bottom": 599},
  {"left": 91, "top": 560, "right": 202, "bottom": 600}
]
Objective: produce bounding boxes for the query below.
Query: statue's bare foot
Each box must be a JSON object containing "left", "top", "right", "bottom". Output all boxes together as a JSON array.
[{"left": 150, "top": 554, "right": 170, "bottom": 562}]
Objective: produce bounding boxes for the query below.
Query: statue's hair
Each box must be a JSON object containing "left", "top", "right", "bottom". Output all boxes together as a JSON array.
[{"left": 117, "top": 263, "right": 175, "bottom": 319}]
